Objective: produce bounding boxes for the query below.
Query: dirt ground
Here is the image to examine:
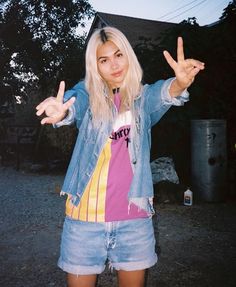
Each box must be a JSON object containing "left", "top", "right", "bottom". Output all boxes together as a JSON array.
[{"left": 0, "top": 166, "right": 235, "bottom": 287}]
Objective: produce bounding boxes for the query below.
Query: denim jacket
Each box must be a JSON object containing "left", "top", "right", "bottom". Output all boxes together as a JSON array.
[{"left": 56, "top": 78, "right": 189, "bottom": 216}]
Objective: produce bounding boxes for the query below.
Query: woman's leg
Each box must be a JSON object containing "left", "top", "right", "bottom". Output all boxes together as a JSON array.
[
  {"left": 67, "top": 273, "right": 97, "bottom": 287},
  {"left": 117, "top": 269, "right": 146, "bottom": 287},
  {"left": 58, "top": 219, "right": 106, "bottom": 286}
]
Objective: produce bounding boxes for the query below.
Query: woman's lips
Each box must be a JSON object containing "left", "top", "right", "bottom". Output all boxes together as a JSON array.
[{"left": 111, "top": 70, "right": 123, "bottom": 77}]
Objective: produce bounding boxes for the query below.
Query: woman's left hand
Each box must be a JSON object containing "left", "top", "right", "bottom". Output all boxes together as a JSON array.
[{"left": 163, "top": 37, "right": 205, "bottom": 91}]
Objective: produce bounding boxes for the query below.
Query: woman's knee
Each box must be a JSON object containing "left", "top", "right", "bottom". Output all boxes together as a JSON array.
[
  {"left": 117, "top": 269, "right": 146, "bottom": 287},
  {"left": 67, "top": 273, "right": 97, "bottom": 287}
]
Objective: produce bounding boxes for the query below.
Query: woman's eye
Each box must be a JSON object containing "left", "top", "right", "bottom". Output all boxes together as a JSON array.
[
  {"left": 100, "top": 59, "right": 107, "bottom": 64},
  {"left": 117, "top": 53, "right": 123, "bottom": 58}
]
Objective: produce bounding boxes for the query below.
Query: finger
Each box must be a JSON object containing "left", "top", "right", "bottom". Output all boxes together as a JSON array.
[
  {"left": 36, "top": 108, "right": 45, "bottom": 116},
  {"left": 177, "top": 37, "right": 185, "bottom": 62},
  {"left": 41, "top": 117, "right": 51, "bottom": 125},
  {"left": 35, "top": 98, "right": 57, "bottom": 115},
  {"left": 163, "top": 50, "right": 177, "bottom": 70},
  {"left": 56, "top": 81, "right": 65, "bottom": 102},
  {"left": 63, "top": 97, "right": 76, "bottom": 111},
  {"left": 41, "top": 117, "right": 57, "bottom": 125},
  {"left": 189, "top": 67, "right": 201, "bottom": 78},
  {"left": 36, "top": 99, "right": 49, "bottom": 110},
  {"left": 186, "top": 59, "right": 205, "bottom": 70},
  {"left": 36, "top": 97, "right": 55, "bottom": 111}
]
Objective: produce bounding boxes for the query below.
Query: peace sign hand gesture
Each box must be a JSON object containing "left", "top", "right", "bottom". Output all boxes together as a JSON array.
[
  {"left": 163, "top": 37, "right": 205, "bottom": 96},
  {"left": 36, "top": 81, "right": 75, "bottom": 125}
]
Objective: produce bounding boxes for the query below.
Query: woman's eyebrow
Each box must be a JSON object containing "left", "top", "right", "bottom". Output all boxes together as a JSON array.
[
  {"left": 98, "top": 49, "right": 120, "bottom": 60},
  {"left": 97, "top": 56, "right": 107, "bottom": 60}
]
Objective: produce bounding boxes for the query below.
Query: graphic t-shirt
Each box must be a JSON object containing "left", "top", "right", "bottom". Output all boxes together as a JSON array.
[{"left": 66, "top": 93, "right": 148, "bottom": 222}]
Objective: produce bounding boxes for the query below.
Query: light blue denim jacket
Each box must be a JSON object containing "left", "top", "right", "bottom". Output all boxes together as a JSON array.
[{"left": 56, "top": 78, "right": 189, "bottom": 216}]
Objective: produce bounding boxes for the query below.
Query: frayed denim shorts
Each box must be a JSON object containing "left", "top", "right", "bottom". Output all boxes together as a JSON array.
[{"left": 58, "top": 216, "right": 157, "bottom": 275}]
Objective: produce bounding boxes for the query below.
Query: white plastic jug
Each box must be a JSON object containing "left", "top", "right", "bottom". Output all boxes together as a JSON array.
[{"left": 184, "top": 188, "right": 193, "bottom": 206}]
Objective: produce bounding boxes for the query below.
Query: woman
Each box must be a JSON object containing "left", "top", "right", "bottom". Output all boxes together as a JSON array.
[{"left": 36, "top": 27, "right": 204, "bottom": 287}]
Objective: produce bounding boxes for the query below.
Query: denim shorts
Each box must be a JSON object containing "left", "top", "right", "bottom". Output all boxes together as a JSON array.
[{"left": 58, "top": 217, "right": 157, "bottom": 275}]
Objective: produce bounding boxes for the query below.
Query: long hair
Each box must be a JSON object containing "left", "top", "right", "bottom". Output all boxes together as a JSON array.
[{"left": 85, "top": 26, "right": 143, "bottom": 126}]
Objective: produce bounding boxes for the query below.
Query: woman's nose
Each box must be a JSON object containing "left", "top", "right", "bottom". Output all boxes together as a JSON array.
[{"left": 111, "top": 58, "right": 119, "bottom": 69}]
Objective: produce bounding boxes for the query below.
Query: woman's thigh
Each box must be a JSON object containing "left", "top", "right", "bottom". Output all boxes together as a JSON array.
[
  {"left": 58, "top": 218, "right": 107, "bottom": 275},
  {"left": 58, "top": 217, "right": 157, "bottom": 277},
  {"left": 108, "top": 217, "right": 157, "bottom": 271}
]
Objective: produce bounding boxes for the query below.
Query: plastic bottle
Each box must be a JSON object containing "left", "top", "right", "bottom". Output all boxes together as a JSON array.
[{"left": 184, "top": 188, "right": 193, "bottom": 206}]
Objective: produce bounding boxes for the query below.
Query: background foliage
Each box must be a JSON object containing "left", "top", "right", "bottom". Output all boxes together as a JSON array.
[
  {"left": 0, "top": 0, "right": 235, "bottom": 179},
  {"left": 0, "top": 0, "right": 94, "bottom": 164},
  {"left": 134, "top": 1, "right": 236, "bottom": 184}
]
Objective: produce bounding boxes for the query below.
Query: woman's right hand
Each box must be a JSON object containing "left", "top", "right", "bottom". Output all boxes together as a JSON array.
[{"left": 36, "top": 81, "right": 75, "bottom": 125}]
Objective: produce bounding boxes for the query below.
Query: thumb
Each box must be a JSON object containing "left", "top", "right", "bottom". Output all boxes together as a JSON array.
[{"left": 63, "top": 97, "right": 76, "bottom": 111}]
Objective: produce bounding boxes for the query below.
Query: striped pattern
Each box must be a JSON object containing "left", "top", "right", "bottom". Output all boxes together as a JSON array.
[{"left": 65, "top": 139, "right": 112, "bottom": 222}]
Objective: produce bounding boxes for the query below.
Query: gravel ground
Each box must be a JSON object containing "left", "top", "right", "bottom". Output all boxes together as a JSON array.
[{"left": 0, "top": 166, "right": 235, "bottom": 287}]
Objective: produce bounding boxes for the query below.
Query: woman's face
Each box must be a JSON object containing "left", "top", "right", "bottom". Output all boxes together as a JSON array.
[{"left": 97, "top": 40, "right": 129, "bottom": 88}]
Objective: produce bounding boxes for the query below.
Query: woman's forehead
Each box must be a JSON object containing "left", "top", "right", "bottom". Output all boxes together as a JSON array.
[{"left": 97, "top": 41, "right": 120, "bottom": 57}]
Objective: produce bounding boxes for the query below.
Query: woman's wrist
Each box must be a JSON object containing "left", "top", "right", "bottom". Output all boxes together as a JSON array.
[{"left": 169, "top": 79, "right": 186, "bottom": 98}]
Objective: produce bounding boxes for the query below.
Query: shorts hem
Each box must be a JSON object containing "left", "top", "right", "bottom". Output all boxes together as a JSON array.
[
  {"left": 111, "top": 254, "right": 158, "bottom": 271},
  {"left": 58, "top": 259, "right": 105, "bottom": 275}
]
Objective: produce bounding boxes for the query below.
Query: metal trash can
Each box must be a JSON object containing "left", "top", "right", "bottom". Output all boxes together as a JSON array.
[{"left": 191, "top": 119, "right": 227, "bottom": 202}]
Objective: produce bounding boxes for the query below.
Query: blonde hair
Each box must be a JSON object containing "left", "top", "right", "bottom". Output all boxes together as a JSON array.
[{"left": 85, "top": 26, "right": 143, "bottom": 126}]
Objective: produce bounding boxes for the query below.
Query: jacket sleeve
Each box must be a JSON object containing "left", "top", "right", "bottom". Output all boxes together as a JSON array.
[
  {"left": 146, "top": 77, "right": 189, "bottom": 126},
  {"left": 54, "top": 81, "right": 89, "bottom": 129}
]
